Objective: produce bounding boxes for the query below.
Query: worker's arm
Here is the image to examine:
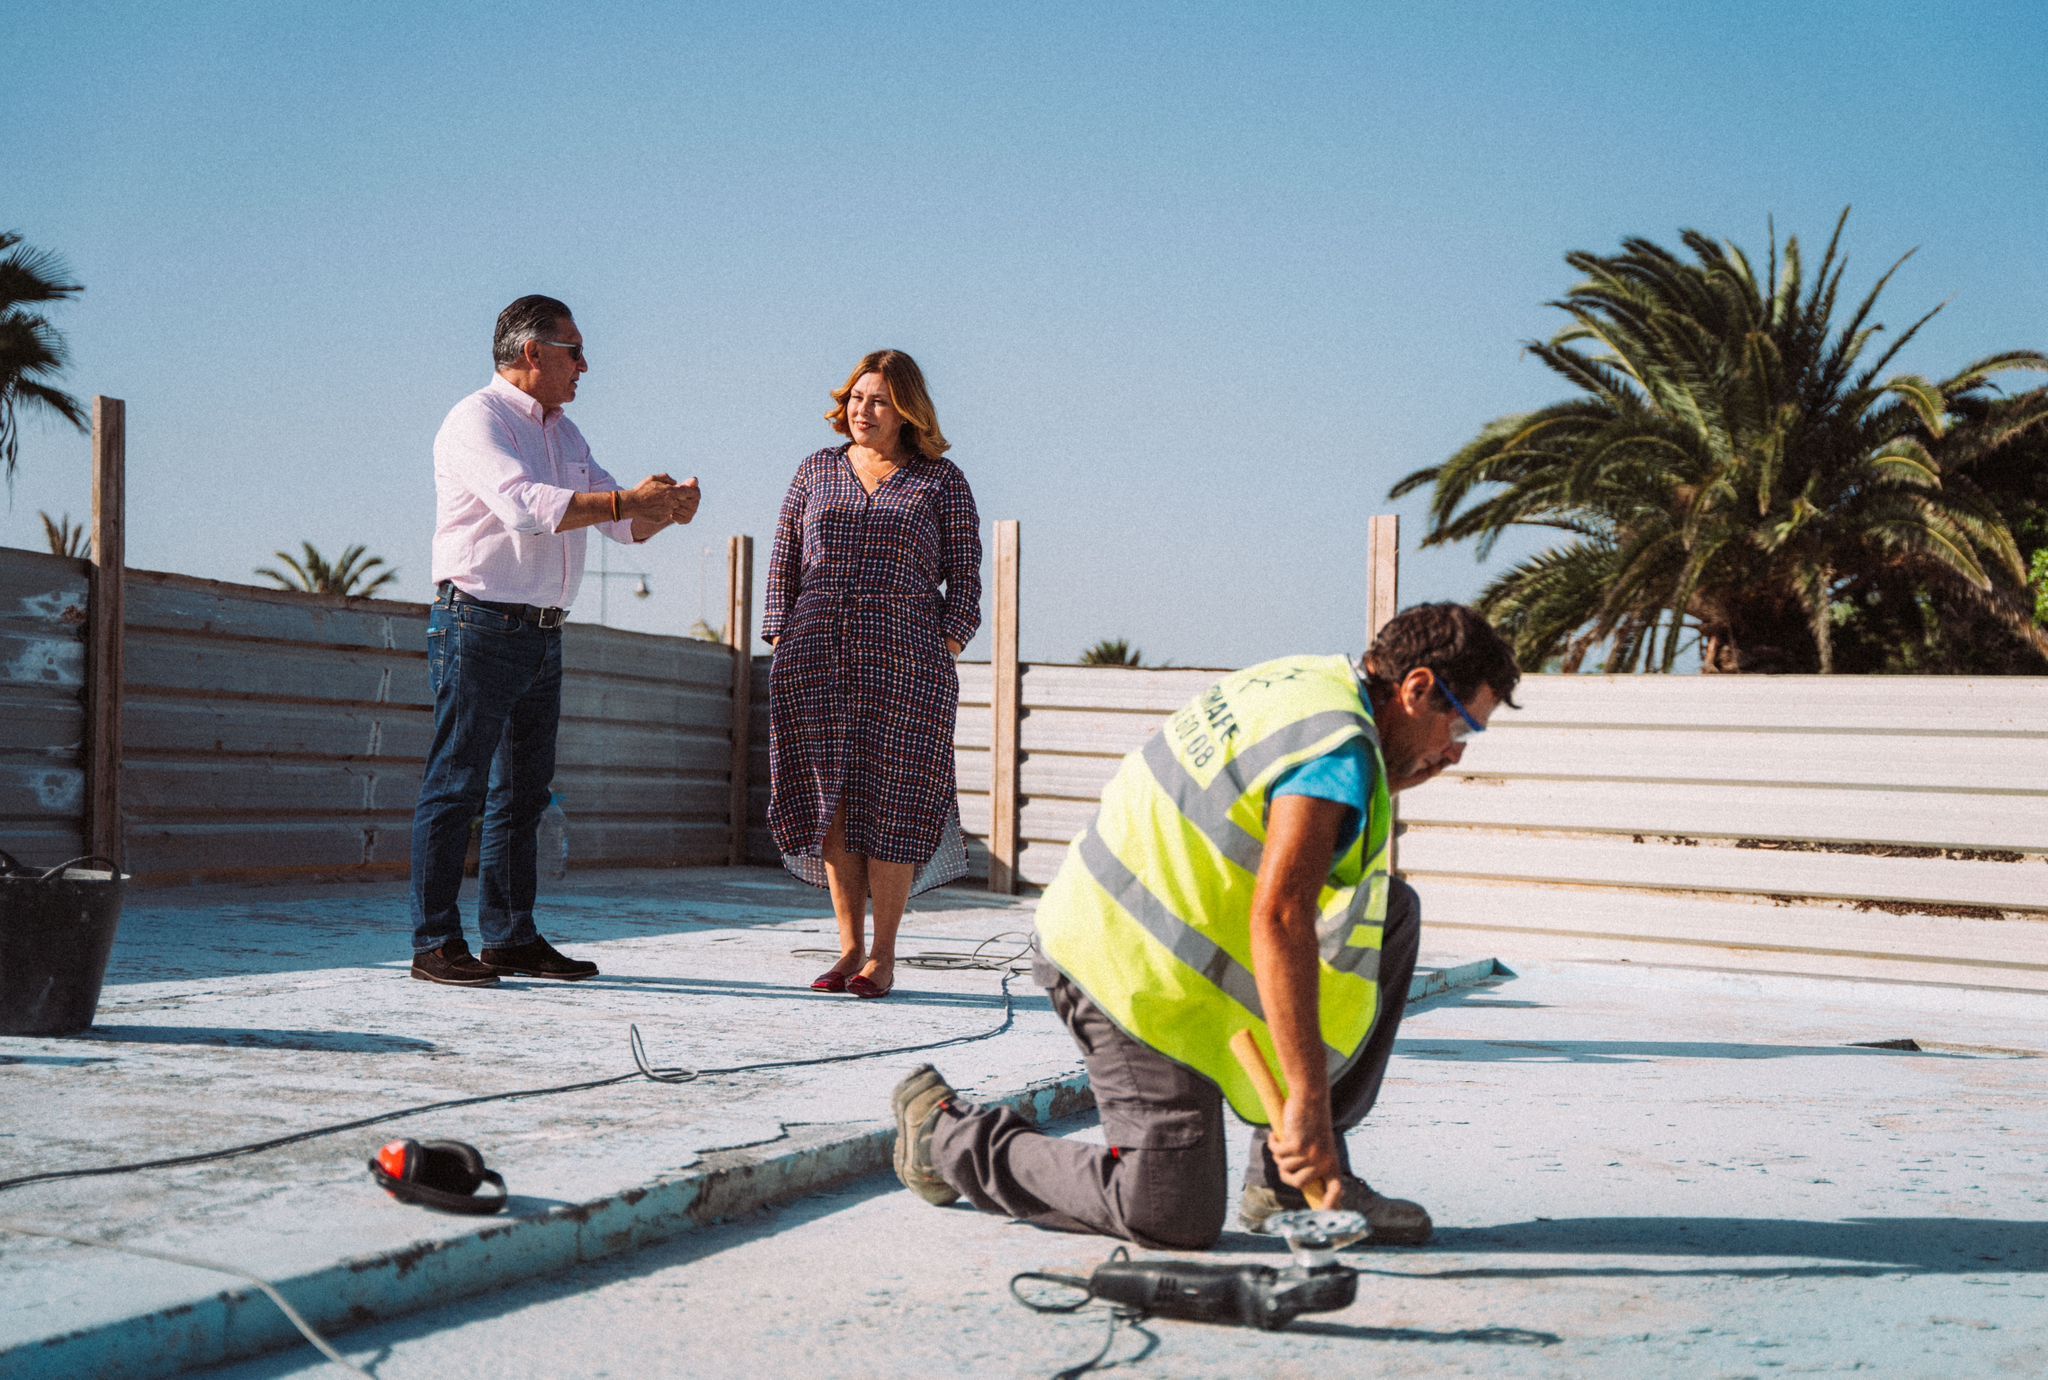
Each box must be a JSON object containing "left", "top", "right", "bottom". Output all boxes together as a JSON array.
[{"left": 1248, "top": 793, "right": 1350, "bottom": 1198}]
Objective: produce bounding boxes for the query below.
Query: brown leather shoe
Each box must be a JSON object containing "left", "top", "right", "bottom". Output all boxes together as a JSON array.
[
  {"left": 891, "top": 1064, "right": 960, "bottom": 1205},
  {"left": 1240, "top": 1174, "right": 1433, "bottom": 1245},
  {"left": 480, "top": 936, "right": 598, "bottom": 981},
  {"left": 411, "top": 938, "right": 501, "bottom": 987}
]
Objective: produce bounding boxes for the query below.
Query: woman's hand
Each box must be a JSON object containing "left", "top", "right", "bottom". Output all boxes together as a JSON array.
[{"left": 946, "top": 638, "right": 963, "bottom": 657}]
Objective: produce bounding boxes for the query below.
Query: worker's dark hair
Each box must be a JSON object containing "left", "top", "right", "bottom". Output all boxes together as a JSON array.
[
  {"left": 493, "top": 294, "right": 573, "bottom": 368},
  {"left": 1362, "top": 602, "right": 1521, "bottom": 710}
]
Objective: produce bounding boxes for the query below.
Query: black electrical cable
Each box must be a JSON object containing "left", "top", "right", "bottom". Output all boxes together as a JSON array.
[
  {"left": 630, "top": 963, "right": 1023, "bottom": 1082},
  {"left": 0, "top": 949, "right": 1029, "bottom": 1195},
  {"left": 0, "top": 1221, "right": 373, "bottom": 1377},
  {"left": 1052, "top": 1312, "right": 1135, "bottom": 1380},
  {"left": 0, "top": 1068, "right": 642, "bottom": 1194},
  {"left": 790, "top": 929, "right": 1037, "bottom": 973},
  {"left": 1012, "top": 1247, "right": 1160, "bottom": 1379},
  {"left": 1009, "top": 1266, "right": 1099, "bottom": 1312},
  {"left": 0, "top": 938, "right": 1044, "bottom": 1379}
]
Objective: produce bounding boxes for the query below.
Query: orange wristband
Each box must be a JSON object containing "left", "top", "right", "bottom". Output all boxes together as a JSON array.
[{"left": 610, "top": 490, "right": 622, "bottom": 523}]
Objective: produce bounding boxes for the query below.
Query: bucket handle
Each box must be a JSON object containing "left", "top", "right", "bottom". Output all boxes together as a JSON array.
[{"left": 0, "top": 851, "right": 124, "bottom": 882}]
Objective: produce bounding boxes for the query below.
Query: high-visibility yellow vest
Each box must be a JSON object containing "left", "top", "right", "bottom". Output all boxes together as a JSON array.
[{"left": 1035, "top": 655, "right": 1393, "bottom": 1126}]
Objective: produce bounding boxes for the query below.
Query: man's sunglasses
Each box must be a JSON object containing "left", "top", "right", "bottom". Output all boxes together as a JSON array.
[
  {"left": 1435, "top": 674, "right": 1485, "bottom": 740},
  {"left": 540, "top": 340, "right": 585, "bottom": 363}
]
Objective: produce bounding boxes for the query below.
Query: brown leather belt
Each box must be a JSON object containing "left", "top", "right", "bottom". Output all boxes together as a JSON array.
[{"left": 439, "top": 582, "right": 567, "bottom": 629}]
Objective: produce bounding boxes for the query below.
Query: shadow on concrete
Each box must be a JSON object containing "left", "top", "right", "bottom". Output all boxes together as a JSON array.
[
  {"left": 503, "top": 1194, "right": 578, "bottom": 1216},
  {"left": 1413, "top": 994, "right": 1549, "bottom": 1011},
  {"left": 1038, "top": 1309, "right": 1559, "bottom": 1373},
  {"left": 573, "top": 973, "right": 1052, "bottom": 1012},
  {"left": 545, "top": 875, "right": 1024, "bottom": 919},
  {"left": 906, "top": 885, "right": 1041, "bottom": 915},
  {"left": 1410, "top": 1216, "right": 2048, "bottom": 1275},
  {"left": 100, "top": 872, "right": 1033, "bottom": 985},
  {"left": 77, "top": 1026, "right": 440, "bottom": 1054},
  {"left": 1393, "top": 1039, "right": 1977, "bottom": 1064},
  {"left": 1291, "top": 1319, "right": 1562, "bottom": 1346},
  {"left": 0, "top": 1054, "right": 120, "bottom": 1067},
  {"left": 194, "top": 1179, "right": 917, "bottom": 1379}
]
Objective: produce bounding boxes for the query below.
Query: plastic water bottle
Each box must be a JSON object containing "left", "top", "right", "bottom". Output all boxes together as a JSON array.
[{"left": 538, "top": 792, "right": 569, "bottom": 880}]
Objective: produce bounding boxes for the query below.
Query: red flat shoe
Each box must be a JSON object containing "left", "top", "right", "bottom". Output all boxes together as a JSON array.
[
  {"left": 846, "top": 974, "right": 893, "bottom": 1000},
  {"left": 810, "top": 970, "right": 849, "bottom": 993}
]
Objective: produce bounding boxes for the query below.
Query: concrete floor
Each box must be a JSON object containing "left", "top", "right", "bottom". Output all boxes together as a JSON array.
[
  {"left": 0, "top": 869, "right": 1090, "bottom": 1377},
  {"left": 181, "top": 960, "right": 2048, "bottom": 1380}
]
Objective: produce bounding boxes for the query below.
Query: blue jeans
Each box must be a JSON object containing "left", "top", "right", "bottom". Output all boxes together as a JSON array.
[{"left": 409, "top": 597, "right": 563, "bottom": 953}]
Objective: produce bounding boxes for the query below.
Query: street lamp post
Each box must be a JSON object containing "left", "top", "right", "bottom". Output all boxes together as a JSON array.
[{"left": 594, "top": 539, "right": 651, "bottom": 627}]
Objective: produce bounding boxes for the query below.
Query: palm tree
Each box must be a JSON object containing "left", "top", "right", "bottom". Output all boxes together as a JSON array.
[
  {"left": 1825, "top": 389, "right": 2048, "bottom": 672},
  {"left": 1081, "top": 637, "right": 1143, "bottom": 666},
  {"left": 1392, "top": 211, "right": 2048, "bottom": 673},
  {"left": 255, "top": 542, "right": 400, "bottom": 598},
  {"left": 39, "top": 510, "right": 89, "bottom": 559},
  {"left": 0, "top": 230, "right": 88, "bottom": 484}
]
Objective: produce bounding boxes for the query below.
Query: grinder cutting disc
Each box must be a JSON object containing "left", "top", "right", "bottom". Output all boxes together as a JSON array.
[{"left": 1266, "top": 1208, "right": 1370, "bottom": 1266}]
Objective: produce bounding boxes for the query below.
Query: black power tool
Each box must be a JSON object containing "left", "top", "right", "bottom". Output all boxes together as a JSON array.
[
  {"left": 1081, "top": 1254, "right": 1357, "bottom": 1330},
  {"left": 1014, "top": 1205, "right": 1371, "bottom": 1335}
]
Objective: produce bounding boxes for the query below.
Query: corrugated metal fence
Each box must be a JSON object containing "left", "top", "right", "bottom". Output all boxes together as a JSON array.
[
  {"left": 878, "top": 661, "right": 2048, "bottom": 991},
  {"left": 0, "top": 548, "right": 735, "bottom": 883},
  {"left": 1401, "top": 674, "right": 2048, "bottom": 988},
  {"left": 0, "top": 551, "right": 89, "bottom": 866},
  {"left": 11, "top": 536, "right": 2047, "bottom": 993},
  {"left": 1009, "top": 665, "right": 1228, "bottom": 887}
]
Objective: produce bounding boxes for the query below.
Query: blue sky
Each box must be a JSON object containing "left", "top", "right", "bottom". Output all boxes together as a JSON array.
[{"left": 6, "top": 0, "right": 2044, "bottom": 665}]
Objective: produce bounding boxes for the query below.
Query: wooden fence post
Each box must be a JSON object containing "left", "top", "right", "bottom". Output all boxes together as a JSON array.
[
  {"left": 988, "top": 520, "right": 1021, "bottom": 894},
  {"left": 1366, "top": 513, "right": 1399, "bottom": 871},
  {"left": 88, "top": 397, "right": 127, "bottom": 868},
  {"left": 725, "top": 535, "right": 754, "bottom": 866},
  {"left": 1366, "top": 513, "right": 1400, "bottom": 650}
]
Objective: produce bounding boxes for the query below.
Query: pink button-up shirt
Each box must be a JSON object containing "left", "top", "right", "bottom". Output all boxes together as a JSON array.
[{"left": 430, "top": 374, "right": 634, "bottom": 609}]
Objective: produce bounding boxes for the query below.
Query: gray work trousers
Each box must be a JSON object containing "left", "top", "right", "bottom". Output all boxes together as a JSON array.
[{"left": 929, "top": 877, "right": 1421, "bottom": 1249}]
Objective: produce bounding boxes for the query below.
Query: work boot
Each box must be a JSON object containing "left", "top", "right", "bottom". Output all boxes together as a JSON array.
[
  {"left": 480, "top": 936, "right": 599, "bottom": 981},
  {"left": 1239, "top": 1174, "right": 1433, "bottom": 1245},
  {"left": 891, "top": 1064, "right": 961, "bottom": 1206},
  {"left": 411, "top": 938, "right": 501, "bottom": 987}
]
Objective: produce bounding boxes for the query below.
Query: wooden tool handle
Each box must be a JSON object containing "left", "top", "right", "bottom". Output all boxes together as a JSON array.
[
  {"left": 1229, "top": 1029, "right": 1289, "bottom": 1121},
  {"left": 1229, "top": 1029, "right": 1337, "bottom": 1211}
]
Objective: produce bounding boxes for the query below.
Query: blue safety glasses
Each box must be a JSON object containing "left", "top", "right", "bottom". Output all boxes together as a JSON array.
[{"left": 1435, "top": 674, "right": 1484, "bottom": 741}]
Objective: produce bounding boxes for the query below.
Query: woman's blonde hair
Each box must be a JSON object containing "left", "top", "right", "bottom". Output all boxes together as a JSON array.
[{"left": 826, "top": 349, "right": 950, "bottom": 459}]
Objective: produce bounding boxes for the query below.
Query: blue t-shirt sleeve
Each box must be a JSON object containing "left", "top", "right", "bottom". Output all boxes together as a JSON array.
[{"left": 1265, "top": 739, "right": 1375, "bottom": 859}]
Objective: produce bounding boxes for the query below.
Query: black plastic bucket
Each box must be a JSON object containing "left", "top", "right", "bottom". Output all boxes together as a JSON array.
[{"left": 0, "top": 850, "right": 128, "bottom": 1037}]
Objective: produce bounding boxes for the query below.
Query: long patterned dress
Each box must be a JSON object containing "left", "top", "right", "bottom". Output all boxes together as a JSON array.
[{"left": 763, "top": 445, "right": 983, "bottom": 893}]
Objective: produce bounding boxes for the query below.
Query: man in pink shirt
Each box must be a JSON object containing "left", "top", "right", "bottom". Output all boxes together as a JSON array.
[{"left": 409, "top": 295, "right": 700, "bottom": 987}]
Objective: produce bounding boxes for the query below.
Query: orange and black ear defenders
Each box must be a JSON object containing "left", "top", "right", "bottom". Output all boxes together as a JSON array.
[{"left": 368, "top": 1139, "right": 508, "bottom": 1215}]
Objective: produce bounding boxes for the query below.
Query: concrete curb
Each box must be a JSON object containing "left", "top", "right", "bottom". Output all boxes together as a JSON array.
[
  {"left": 4, "top": 960, "right": 1508, "bottom": 1380},
  {"left": 1408, "top": 956, "right": 1508, "bottom": 1004},
  {"left": 5, "top": 1073, "right": 1097, "bottom": 1380}
]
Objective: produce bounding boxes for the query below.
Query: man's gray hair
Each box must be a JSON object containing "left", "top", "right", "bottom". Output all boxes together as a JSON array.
[{"left": 493, "top": 295, "right": 573, "bottom": 368}]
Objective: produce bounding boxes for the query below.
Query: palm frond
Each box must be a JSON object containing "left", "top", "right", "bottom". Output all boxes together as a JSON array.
[
  {"left": 0, "top": 231, "right": 89, "bottom": 482},
  {"left": 1388, "top": 209, "right": 2048, "bottom": 672}
]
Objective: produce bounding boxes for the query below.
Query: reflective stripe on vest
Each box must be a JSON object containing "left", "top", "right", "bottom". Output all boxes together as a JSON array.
[
  {"left": 1035, "top": 655, "right": 1395, "bottom": 1124},
  {"left": 1136, "top": 720, "right": 1390, "bottom": 976}
]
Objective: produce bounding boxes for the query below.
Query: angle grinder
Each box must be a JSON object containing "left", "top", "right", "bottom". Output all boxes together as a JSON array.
[
  {"left": 1063, "top": 1205, "right": 1368, "bottom": 1329},
  {"left": 1013, "top": 1031, "right": 1373, "bottom": 1332}
]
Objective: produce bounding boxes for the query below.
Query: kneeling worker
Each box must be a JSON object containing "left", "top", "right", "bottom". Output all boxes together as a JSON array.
[{"left": 892, "top": 603, "right": 1519, "bottom": 1248}]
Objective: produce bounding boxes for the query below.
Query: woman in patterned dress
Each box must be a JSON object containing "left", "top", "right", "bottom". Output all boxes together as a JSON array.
[{"left": 763, "top": 350, "right": 982, "bottom": 999}]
